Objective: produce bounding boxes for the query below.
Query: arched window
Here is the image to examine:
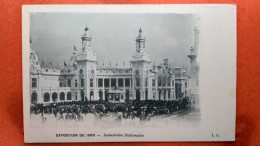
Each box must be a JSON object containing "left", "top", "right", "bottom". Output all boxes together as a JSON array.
[
  {"left": 31, "top": 92, "right": 37, "bottom": 104},
  {"left": 80, "top": 90, "right": 84, "bottom": 101},
  {"left": 43, "top": 92, "right": 50, "bottom": 102},
  {"left": 91, "top": 69, "right": 94, "bottom": 74},
  {"left": 60, "top": 92, "right": 65, "bottom": 101},
  {"left": 67, "top": 92, "right": 72, "bottom": 100},
  {"left": 52, "top": 92, "right": 58, "bottom": 102}
]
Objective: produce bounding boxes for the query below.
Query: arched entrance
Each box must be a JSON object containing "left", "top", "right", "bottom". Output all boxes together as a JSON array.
[
  {"left": 44, "top": 92, "right": 50, "bottom": 102},
  {"left": 80, "top": 90, "right": 85, "bottom": 101},
  {"left": 136, "top": 89, "right": 140, "bottom": 101},
  {"left": 125, "top": 90, "right": 130, "bottom": 101},
  {"left": 60, "top": 92, "right": 65, "bottom": 101},
  {"left": 31, "top": 92, "right": 37, "bottom": 104},
  {"left": 175, "top": 83, "right": 182, "bottom": 99},
  {"left": 67, "top": 92, "right": 72, "bottom": 100},
  {"left": 168, "top": 90, "right": 171, "bottom": 99},
  {"left": 164, "top": 90, "right": 166, "bottom": 100},
  {"left": 105, "top": 90, "right": 109, "bottom": 102},
  {"left": 145, "top": 89, "right": 148, "bottom": 100},
  {"left": 99, "top": 90, "right": 103, "bottom": 101},
  {"left": 159, "top": 90, "right": 161, "bottom": 100},
  {"left": 52, "top": 92, "right": 58, "bottom": 102},
  {"left": 90, "top": 91, "right": 94, "bottom": 101}
]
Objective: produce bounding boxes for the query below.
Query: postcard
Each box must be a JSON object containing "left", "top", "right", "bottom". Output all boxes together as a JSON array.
[{"left": 22, "top": 4, "right": 236, "bottom": 143}]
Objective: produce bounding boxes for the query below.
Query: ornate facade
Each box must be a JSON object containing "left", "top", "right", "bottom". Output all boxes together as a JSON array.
[{"left": 30, "top": 26, "right": 196, "bottom": 105}]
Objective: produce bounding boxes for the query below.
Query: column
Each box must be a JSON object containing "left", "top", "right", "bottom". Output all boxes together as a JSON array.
[
  {"left": 102, "top": 78, "right": 105, "bottom": 101},
  {"left": 109, "top": 78, "right": 111, "bottom": 90},
  {"left": 116, "top": 78, "right": 118, "bottom": 88}
]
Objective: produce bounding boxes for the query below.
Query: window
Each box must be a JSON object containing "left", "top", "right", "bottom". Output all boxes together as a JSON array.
[
  {"left": 59, "top": 82, "right": 62, "bottom": 87},
  {"left": 158, "top": 78, "right": 161, "bottom": 86},
  {"left": 136, "top": 78, "right": 140, "bottom": 87},
  {"left": 118, "top": 78, "right": 123, "bottom": 87},
  {"left": 68, "top": 79, "right": 71, "bottom": 87},
  {"left": 185, "top": 82, "right": 188, "bottom": 88},
  {"left": 167, "top": 78, "right": 171, "bottom": 86},
  {"left": 75, "top": 92, "right": 77, "bottom": 100},
  {"left": 91, "top": 69, "right": 94, "bottom": 74},
  {"left": 104, "top": 79, "right": 109, "bottom": 88},
  {"left": 90, "top": 79, "right": 94, "bottom": 87},
  {"left": 152, "top": 79, "right": 155, "bottom": 87},
  {"left": 145, "top": 78, "right": 148, "bottom": 87},
  {"left": 43, "top": 93, "right": 50, "bottom": 102},
  {"left": 67, "top": 92, "right": 72, "bottom": 100},
  {"left": 32, "top": 78, "right": 37, "bottom": 88},
  {"left": 60, "top": 92, "right": 65, "bottom": 101},
  {"left": 98, "top": 79, "right": 103, "bottom": 87},
  {"left": 111, "top": 78, "right": 116, "bottom": 87},
  {"left": 163, "top": 78, "right": 166, "bottom": 86},
  {"left": 81, "top": 79, "right": 84, "bottom": 87},
  {"left": 125, "top": 78, "right": 130, "bottom": 87},
  {"left": 172, "top": 80, "right": 175, "bottom": 87},
  {"left": 75, "top": 79, "right": 77, "bottom": 87}
]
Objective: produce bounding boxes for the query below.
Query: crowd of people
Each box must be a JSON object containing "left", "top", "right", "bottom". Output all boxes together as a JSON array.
[{"left": 30, "top": 97, "right": 193, "bottom": 122}]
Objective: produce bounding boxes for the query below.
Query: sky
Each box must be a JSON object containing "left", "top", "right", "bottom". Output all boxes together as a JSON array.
[{"left": 30, "top": 12, "right": 196, "bottom": 69}]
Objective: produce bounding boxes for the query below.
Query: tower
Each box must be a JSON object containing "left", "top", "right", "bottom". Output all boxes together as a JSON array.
[
  {"left": 188, "top": 26, "right": 200, "bottom": 109},
  {"left": 130, "top": 27, "right": 151, "bottom": 101},
  {"left": 81, "top": 25, "right": 92, "bottom": 53},
  {"left": 76, "top": 25, "right": 97, "bottom": 101}
]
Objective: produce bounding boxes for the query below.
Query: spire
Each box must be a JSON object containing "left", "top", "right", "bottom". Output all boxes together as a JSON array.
[
  {"left": 135, "top": 27, "right": 145, "bottom": 53},
  {"left": 81, "top": 25, "right": 92, "bottom": 52}
]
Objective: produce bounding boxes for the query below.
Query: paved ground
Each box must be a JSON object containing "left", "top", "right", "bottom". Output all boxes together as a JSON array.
[{"left": 30, "top": 109, "right": 200, "bottom": 129}]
